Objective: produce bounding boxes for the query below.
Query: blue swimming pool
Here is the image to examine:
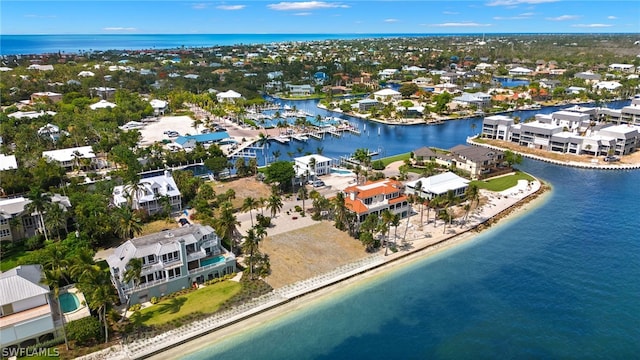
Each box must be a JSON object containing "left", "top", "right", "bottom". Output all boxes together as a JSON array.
[
  {"left": 331, "top": 168, "right": 354, "bottom": 176},
  {"left": 200, "top": 255, "right": 225, "bottom": 267},
  {"left": 59, "top": 292, "right": 80, "bottom": 313}
]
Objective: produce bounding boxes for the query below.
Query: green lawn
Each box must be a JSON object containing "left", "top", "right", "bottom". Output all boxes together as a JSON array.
[
  {"left": 0, "top": 244, "right": 28, "bottom": 272},
  {"left": 380, "top": 152, "right": 411, "bottom": 166},
  {"left": 131, "top": 281, "right": 242, "bottom": 327},
  {"left": 470, "top": 171, "right": 535, "bottom": 192}
]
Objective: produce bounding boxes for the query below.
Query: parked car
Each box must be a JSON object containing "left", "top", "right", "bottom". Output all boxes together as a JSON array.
[
  {"left": 313, "top": 180, "right": 325, "bottom": 188},
  {"left": 604, "top": 155, "right": 620, "bottom": 162}
]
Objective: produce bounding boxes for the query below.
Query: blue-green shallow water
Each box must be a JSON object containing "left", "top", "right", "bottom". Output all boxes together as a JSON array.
[{"left": 184, "top": 160, "right": 640, "bottom": 359}]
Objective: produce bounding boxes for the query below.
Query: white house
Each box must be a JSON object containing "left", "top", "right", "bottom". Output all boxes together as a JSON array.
[
  {"left": 89, "top": 99, "right": 117, "bottom": 110},
  {"left": 0, "top": 194, "right": 71, "bottom": 242},
  {"left": 42, "top": 146, "right": 96, "bottom": 170},
  {"left": 405, "top": 172, "right": 470, "bottom": 200},
  {"left": 107, "top": 224, "right": 236, "bottom": 304},
  {"left": 508, "top": 67, "right": 533, "bottom": 76},
  {"left": 608, "top": 63, "right": 635, "bottom": 73},
  {"left": 594, "top": 81, "right": 622, "bottom": 92},
  {"left": 149, "top": 99, "right": 168, "bottom": 115},
  {"left": 373, "top": 88, "right": 402, "bottom": 102},
  {"left": 0, "top": 265, "right": 59, "bottom": 349},
  {"left": 294, "top": 154, "right": 333, "bottom": 178},
  {"left": 0, "top": 154, "right": 17, "bottom": 171},
  {"left": 216, "top": 90, "right": 243, "bottom": 103},
  {"left": 77, "top": 70, "right": 95, "bottom": 77},
  {"left": 8, "top": 111, "right": 57, "bottom": 120},
  {"left": 37, "top": 123, "right": 64, "bottom": 142},
  {"left": 112, "top": 171, "right": 182, "bottom": 215}
]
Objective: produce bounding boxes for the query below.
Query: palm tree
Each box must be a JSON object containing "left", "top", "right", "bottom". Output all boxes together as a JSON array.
[
  {"left": 391, "top": 213, "right": 400, "bottom": 247},
  {"left": 332, "top": 191, "right": 352, "bottom": 232},
  {"left": 26, "top": 187, "right": 51, "bottom": 242},
  {"left": 123, "top": 177, "right": 150, "bottom": 211},
  {"left": 215, "top": 201, "right": 241, "bottom": 254},
  {"left": 121, "top": 258, "right": 142, "bottom": 321},
  {"left": 242, "top": 196, "right": 260, "bottom": 227},
  {"left": 242, "top": 228, "right": 259, "bottom": 279},
  {"left": 308, "top": 157, "right": 317, "bottom": 179},
  {"left": 272, "top": 150, "right": 281, "bottom": 161},
  {"left": 84, "top": 268, "right": 115, "bottom": 343},
  {"left": 42, "top": 268, "right": 69, "bottom": 350},
  {"left": 380, "top": 209, "right": 394, "bottom": 255},
  {"left": 266, "top": 194, "right": 283, "bottom": 218},
  {"left": 414, "top": 181, "right": 424, "bottom": 230},
  {"left": 44, "top": 202, "right": 68, "bottom": 240},
  {"left": 113, "top": 206, "right": 143, "bottom": 240},
  {"left": 316, "top": 146, "right": 324, "bottom": 155},
  {"left": 297, "top": 185, "right": 309, "bottom": 216},
  {"left": 443, "top": 190, "right": 457, "bottom": 234}
]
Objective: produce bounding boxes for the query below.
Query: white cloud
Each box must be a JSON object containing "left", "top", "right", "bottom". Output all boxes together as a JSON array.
[
  {"left": 294, "top": 12, "right": 312, "bottom": 16},
  {"left": 546, "top": 15, "right": 580, "bottom": 21},
  {"left": 103, "top": 27, "right": 137, "bottom": 31},
  {"left": 384, "top": 18, "right": 399, "bottom": 23},
  {"left": 267, "top": 1, "right": 349, "bottom": 11},
  {"left": 607, "top": 15, "right": 617, "bottom": 20},
  {"left": 572, "top": 23, "right": 613, "bottom": 28},
  {"left": 427, "top": 22, "right": 492, "bottom": 27},
  {"left": 442, "top": 11, "right": 459, "bottom": 15},
  {"left": 192, "top": 3, "right": 208, "bottom": 10},
  {"left": 217, "top": 5, "right": 246, "bottom": 10},
  {"left": 486, "top": 0, "right": 557, "bottom": 6}
]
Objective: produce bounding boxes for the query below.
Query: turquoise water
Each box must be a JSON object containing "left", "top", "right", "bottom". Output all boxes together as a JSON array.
[
  {"left": 330, "top": 168, "right": 355, "bottom": 175},
  {"left": 59, "top": 292, "right": 80, "bottom": 313},
  {"left": 200, "top": 255, "right": 225, "bottom": 267},
  {"left": 183, "top": 161, "right": 640, "bottom": 359}
]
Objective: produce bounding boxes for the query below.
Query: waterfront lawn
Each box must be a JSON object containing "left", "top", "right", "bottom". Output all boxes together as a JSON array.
[
  {"left": 380, "top": 152, "right": 411, "bottom": 166},
  {"left": 470, "top": 171, "right": 535, "bottom": 192},
  {"left": 131, "top": 281, "right": 242, "bottom": 327}
]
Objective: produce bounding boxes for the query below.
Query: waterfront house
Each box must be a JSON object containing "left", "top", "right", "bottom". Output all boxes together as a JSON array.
[
  {"left": 356, "top": 98, "right": 381, "bottom": 112},
  {"left": 343, "top": 179, "right": 409, "bottom": 223},
  {"left": 373, "top": 88, "right": 402, "bottom": 102},
  {"left": 405, "top": 172, "right": 470, "bottom": 200},
  {"left": 448, "top": 145, "right": 504, "bottom": 179},
  {"left": 0, "top": 265, "right": 59, "bottom": 350},
  {"left": 452, "top": 92, "right": 492, "bottom": 109},
  {"left": 508, "top": 67, "right": 533, "bottom": 76},
  {"left": 412, "top": 147, "right": 437, "bottom": 162},
  {"left": 574, "top": 71, "right": 602, "bottom": 83},
  {"left": 0, "top": 194, "right": 71, "bottom": 242},
  {"left": 294, "top": 154, "right": 333, "bottom": 178},
  {"left": 42, "top": 146, "right": 96, "bottom": 171},
  {"left": 112, "top": 171, "right": 182, "bottom": 215},
  {"left": 482, "top": 115, "right": 515, "bottom": 140},
  {"left": 173, "top": 132, "right": 231, "bottom": 151},
  {"left": 107, "top": 224, "right": 236, "bottom": 304},
  {"left": 286, "top": 84, "right": 314, "bottom": 97}
]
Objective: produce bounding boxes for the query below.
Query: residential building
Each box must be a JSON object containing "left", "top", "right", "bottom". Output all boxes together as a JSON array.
[
  {"left": 173, "top": 132, "right": 231, "bottom": 151},
  {"left": 482, "top": 115, "right": 515, "bottom": 140},
  {"left": 112, "top": 171, "right": 182, "bottom": 215},
  {"left": 30, "top": 92, "right": 62, "bottom": 104},
  {"left": 89, "top": 99, "right": 117, "bottom": 110},
  {"left": 373, "top": 88, "right": 402, "bottom": 102},
  {"left": 508, "top": 67, "right": 533, "bottom": 76},
  {"left": 608, "top": 63, "right": 635, "bottom": 73},
  {"left": 0, "top": 194, "right": 71, "bottom": 242},
  {"left": 355, "top": 98, "right": 380, "bottom": 112},
  {"left": 42, "top": 146, "right": 96, "bottom": 170},
  {"left": 0, "top": 265, "right": 59, "bottom": 350},
  {"left": 448, "top": 145, "right": 504, "bottom": 179},
  {"left": 286, "top": 84, "right": 314, "bottom": 97},
  {"left": 107, "top": 224, "right": 236, "bottom": 304},
  {"left": 149, "top": 99, "right": 168, "bottom": 115},
  {"left": 8, "top": 111, "right": 57, "bottom": 120},
  {"left": 412, "top": 147, "right": 437, "bottom": 162},
  {"left": 405, "top": 172, "right": 470, "bottom": 200},
  {"left": 294, "top": 154, "right": 333, "bottom": 178},
  {"left": 37, "top": 123, "right": 66, "bottom": 142},
  {"left": 343, "top": 179, "right": 409, "bottom": 223},
  {"left": 0, "top": 154, "right": 17, "bottom": 171},
  {"left": 216, "top": 90, "right": 243, "bottom": 103},
  {"left": 452, "top": 92, "right": 492, "bottom": 109},
  {"left": 90, "top": 86, "right": 116, "bottom": 100}
]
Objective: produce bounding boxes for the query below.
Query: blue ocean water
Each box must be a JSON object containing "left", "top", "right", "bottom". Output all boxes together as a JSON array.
[
  {"left": 183, "top": 160, "right": 640, "bottom": 360},
  {"left": 3, "top": 33, "right": 450, "bottom": 56}
]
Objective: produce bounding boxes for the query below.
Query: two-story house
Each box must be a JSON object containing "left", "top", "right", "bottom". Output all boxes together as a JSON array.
[
  {"left": 449, "top": 145, "right": 504, "bottom": 179},
  {"left": 0, "top": 194, "right": 71, "bottom": 242},
  {"left": 343, "top": 179, "right": 409, "bottom": 223},
  {"left": 107, "top": 224, "right": 236, "bottom": 305},
  {"left": 294, "top": 154, "right": 333, "bottom": 178},
  {"left": 42, "top": 146, "right": 96, "bottom": 171},
  {"left": 0, "top": 265, "right": 58, "bottom": 350},
  {"left": 112, "top": 171, "right": 182, "bottom": 216}
]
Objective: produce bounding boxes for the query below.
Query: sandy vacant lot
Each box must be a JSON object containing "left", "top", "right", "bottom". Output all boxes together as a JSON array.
[{"left": 260, "top": 222, "right": 369, "bottom": 288}]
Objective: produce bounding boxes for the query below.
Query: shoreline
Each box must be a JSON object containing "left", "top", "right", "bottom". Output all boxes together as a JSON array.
[
  {"left": 78, "top": 177, "right": 549, "bottom": 360},
  {"left": 149, "top": 181, "right": 550, "bottom": 360}
]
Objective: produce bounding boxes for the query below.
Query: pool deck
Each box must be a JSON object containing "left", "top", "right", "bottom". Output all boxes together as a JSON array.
[{"left": 60, "top": 285, "right": 91, "bottom": 323}]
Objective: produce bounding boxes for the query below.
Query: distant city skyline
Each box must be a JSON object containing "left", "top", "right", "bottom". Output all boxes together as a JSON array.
[{"left": 2, "top": 0, "right": 639, "bottom": 35}]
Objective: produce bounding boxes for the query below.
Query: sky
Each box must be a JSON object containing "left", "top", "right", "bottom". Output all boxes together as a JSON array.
[{"left": 2, "top": 0, "right": 639, "bottom": 35}]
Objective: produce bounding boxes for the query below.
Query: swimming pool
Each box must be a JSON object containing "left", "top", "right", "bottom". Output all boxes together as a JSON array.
[
  {"left": 200, "top": 255, "right": 225, "bottom": 267},
  {"left": 331, "top": 168, "right": 355, "bottom": 176},
  {"left": 59, "top": 292, "right": 80, "bottom": 313}
]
